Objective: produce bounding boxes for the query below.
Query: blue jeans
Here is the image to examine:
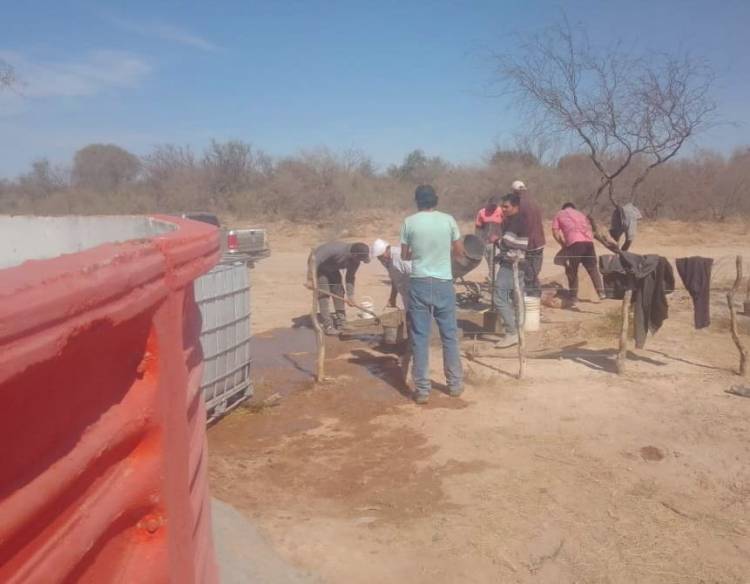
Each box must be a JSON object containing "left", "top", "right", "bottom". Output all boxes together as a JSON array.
[
  {"left": 493, "top": 263, "right": 525, "bottom": 335},
  {"left": 524, "top": 248, "right": 543, "bottom": 297},
  {"left": 407, "top": 278, "right": 463, "bottom": 397}
]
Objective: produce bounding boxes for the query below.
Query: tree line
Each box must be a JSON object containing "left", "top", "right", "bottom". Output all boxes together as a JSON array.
[{"left": 1, "top": 140, "right": 748, "bottom": 222}]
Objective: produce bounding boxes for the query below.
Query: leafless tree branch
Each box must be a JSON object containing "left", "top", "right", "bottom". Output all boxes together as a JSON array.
[
  {"left": 0, "top": 60, "right": 17, "bottom": 90},
  {"left": 495, "top": 19, "right": 717, "bottom": 210}
]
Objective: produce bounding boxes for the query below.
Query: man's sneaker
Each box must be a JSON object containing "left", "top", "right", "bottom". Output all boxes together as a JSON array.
[
  {"left": 494, "top": 334, "right": 519, "bottom": 349},
  {"left": 333, "top": 312, "right": 348, "bottom": 330},
  {"left": 322, "top": 323, "right": 339, "bottom": 336},
  {"left": 448, "top": 387, "right": 464, "bottom": 398},
  {"left": 414, "top": 393, "right": 429, "bottom": 405}
]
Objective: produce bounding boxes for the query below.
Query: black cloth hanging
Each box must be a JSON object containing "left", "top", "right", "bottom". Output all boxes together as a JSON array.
[
  {"left": 599, "top": 253, "right": 675, "bottom": 348},
  {"left": 675, "top": 257, "right": 713, "bottom": 329}
]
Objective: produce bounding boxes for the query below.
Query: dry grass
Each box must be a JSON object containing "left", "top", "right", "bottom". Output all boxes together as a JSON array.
[{"left": 4, "top": 140, "right": 750, "bottom": 223}]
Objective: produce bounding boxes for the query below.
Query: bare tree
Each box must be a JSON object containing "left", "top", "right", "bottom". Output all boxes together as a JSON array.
[
  {"left": 496, "top": 18, "right": 717, "bottom": 209},
  {"left": 341, "top": 148, "right": 376, "bottom": 177},
  {"left": 0, "top": 60, "right": 16, "bottom": 90},
  {"left": 712, "top": 148, "right": 750, "bottom": 221},
  {"left": 388, "top": 149, "right": 449, "bottom": 183},
  {"left": 18, "top": 158, "right": 68, "bottom": 199},
  {"left": 202, "top": 140, "right": 260, "bottom": 195},
  {"left": 488, "top": 146, "right": 540, "bottom": 168},
  {"left": 143, "top": 144, "right": 196, "bottom": 183}
]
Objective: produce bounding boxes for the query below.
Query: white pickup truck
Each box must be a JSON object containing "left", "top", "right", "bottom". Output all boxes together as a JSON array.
[{"left": 181, "top": 212, "right": 270, "bottom": 267}]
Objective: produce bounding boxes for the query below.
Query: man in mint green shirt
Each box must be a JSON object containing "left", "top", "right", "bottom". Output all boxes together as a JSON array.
[{"left": 400, "top": 185, "right": 464, "bottom": 404}]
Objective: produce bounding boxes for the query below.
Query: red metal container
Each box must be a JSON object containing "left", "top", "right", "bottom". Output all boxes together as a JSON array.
[{"left": 0, "top": 215, "right": 220, "bottom": 583}]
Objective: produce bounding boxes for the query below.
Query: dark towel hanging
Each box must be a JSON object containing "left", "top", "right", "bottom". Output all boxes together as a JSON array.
[
  {"left": 609, "top": 206, "right": 625, "bottom": 242},
  {"left": 599, "top": 253, "right": 675, "bottom": 348},
  {"left": 675, "top": 257, "right": 713, "bottom": 329}
]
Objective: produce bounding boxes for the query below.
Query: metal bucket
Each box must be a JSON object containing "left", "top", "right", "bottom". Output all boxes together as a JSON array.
[
  {"left": 383, "top": 323, "right": 404, "bottom": 345},
  {"left": 357, "top": 296, "right": 376, "bottom": 320},
  {"left": 381, "top": 308, "right": 405, "bottom": 344},
  {"left": 452, "top": 234, "right": 485, "bottom": 279}
]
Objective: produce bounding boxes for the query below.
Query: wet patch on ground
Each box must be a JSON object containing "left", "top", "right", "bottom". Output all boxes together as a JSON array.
[
  {"left": 210, "top": 326, "right": 481, "bottom": 524},
  {"left": 640, "top": 446, "right": 665, "bottom": 462}
]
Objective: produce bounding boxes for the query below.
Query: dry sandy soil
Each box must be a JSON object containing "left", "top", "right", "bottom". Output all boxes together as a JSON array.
[{"left": 209, "top": 216, "right": 750, "bottom": 583}]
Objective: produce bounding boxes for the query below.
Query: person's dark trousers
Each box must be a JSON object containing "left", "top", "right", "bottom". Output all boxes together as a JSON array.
[
  {"left": 523, "top": 248, "right": 544, "bottom": 297},
  {"left": 564, "top": 241, "right": 605, "bottom": 299},
  {"left": 407, "top": 277, "right": 463, "bottom": 399},
  {"left": 317, "top": 269, "right": 345, "bottom": 327},
  {"left": 676, "top": 257, "right": 713, "bottom": 328}
]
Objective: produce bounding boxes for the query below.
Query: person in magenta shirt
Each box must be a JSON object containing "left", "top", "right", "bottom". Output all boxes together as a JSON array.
[
  {"left": 551, "top": 202, "right": 605, "bottom": 301},
  {"left": 474, "top": 194, "right": 503, "bottom": 274}
]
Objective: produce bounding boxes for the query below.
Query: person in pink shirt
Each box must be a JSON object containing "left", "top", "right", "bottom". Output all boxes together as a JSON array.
[
  {"left": 552, "top": 202, "right": 605, "bottom": 301},
  {"left": 474, "top": 194, "right": 503, "bottom": 274}
]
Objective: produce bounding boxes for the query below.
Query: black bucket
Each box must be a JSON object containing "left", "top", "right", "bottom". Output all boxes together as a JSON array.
[{"left": 452, "top": 234, "right": 485, "bottom": 279}]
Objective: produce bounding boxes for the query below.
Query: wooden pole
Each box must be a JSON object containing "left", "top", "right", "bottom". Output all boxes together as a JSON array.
[
  {"left": 616, "top": 289, "right": 632, "bottom": 374},
  {"left": 727, "top": 255, "right": 748, "bottom": 377},
  {"left": 308, "top": 251, "right": 326, "bottom": 383},
  {"left": 589, "top": 213, "right": 637, "bottom": 375},
  {"left": 512, "top": 259, "right": 526, "bottom": 379}
]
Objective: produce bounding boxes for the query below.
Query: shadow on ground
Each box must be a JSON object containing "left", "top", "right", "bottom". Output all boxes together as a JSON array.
[{"left": 536, "top": 346, "right": 667, "bottom": 373}]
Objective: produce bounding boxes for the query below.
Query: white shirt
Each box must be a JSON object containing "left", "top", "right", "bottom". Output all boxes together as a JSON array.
[{"left": 386, "top": 247, "right": 412, "bottom": 308}]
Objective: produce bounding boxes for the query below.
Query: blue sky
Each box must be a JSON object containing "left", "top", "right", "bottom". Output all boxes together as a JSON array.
[{"left": 1, "top": 0, "right": 748, "bottom": 177}]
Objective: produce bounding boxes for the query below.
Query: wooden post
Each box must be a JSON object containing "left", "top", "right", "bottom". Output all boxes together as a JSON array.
[
  {"left": 400, "top": 343, "right": 412, "bottom": 389},
  {"left": 511, "top": 259, "right": 526, "bottom": 379},
  {"left": 616, "top": 289, "right": 632, "bottom": 374},
  {"left": 308, "top": 251, "right": 326, "bottom": 382},
  {"left": 727, "top": 255, "right": 748, "bottom": 377}
]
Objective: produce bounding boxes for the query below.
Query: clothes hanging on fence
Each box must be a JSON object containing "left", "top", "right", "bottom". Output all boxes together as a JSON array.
[
  {"left": 609, "top": 203, "right": 642, "bottom": 251},
  {"left": 675, "top": 257, "right": 713, "bottom": 329},
  {"left": 599, "top": 252, "right": 675, "bottom": 348},
  {"left": 599, "top": 254, "right": 630, "bottom": 299}
]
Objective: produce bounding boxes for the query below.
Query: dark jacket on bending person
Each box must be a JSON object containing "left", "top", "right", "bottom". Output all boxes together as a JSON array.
[
  {"left": 312, "top": 241, "right": 365, "bottom": 298},
  {"left": 599, "top": 253, "right": 675, "bottom": 349}
]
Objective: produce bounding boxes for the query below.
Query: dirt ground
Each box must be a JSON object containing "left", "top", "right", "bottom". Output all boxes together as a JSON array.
[{"left": 208, "top": 217, "right": 750, "bottom": 583}]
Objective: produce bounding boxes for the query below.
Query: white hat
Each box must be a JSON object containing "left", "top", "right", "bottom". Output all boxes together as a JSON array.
[
  {"left": 371, "top": 238, "right": 389, "bottom": 258},
  {"left": 511, "top": 180, "right": 527, "bottom": 191}
]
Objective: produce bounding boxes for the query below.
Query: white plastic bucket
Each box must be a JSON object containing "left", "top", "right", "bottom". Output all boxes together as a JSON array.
[
  {"left": 523, "top": 296, "right": 540, "bottom": 332},
  {"left": 358, "top": 296, "right": 375, "bottom": 320}
]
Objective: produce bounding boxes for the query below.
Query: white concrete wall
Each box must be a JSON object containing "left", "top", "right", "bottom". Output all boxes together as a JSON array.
[{"left": 0, "top": 215, "right": 176, "bottom": 270}]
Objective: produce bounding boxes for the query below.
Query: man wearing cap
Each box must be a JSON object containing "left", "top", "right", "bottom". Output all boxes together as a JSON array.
[
  {"left": 308, "top": 241, "right": 371, "bottom": 335},
  {"left": 400, "top": 184, "right": 464, "bottom": 404},
  {"left": 372, "top": 238, "right": 412, "bottom": 309},
  {"left": 512, "top": 180, "right": 545, "bottom": 297}
]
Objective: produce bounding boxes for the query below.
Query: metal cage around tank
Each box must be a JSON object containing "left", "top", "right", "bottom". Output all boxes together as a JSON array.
[{"left": 194, "top": 262, "right": 253, "bottom": 422}]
